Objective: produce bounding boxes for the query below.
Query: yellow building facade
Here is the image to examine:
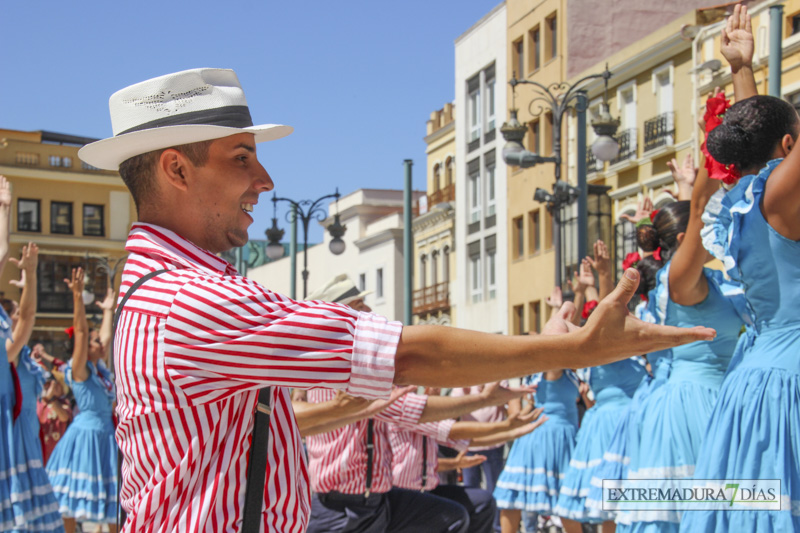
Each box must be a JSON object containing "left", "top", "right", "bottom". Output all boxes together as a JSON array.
[
  {"left": 0, "top": 128, "right": 136, "bottom": 356},
  {"left": 505, "top": 0, "right": 567, "bottom": 334},
  {"left": 413, "top": 104, "right": 456, "bottom": 326}
]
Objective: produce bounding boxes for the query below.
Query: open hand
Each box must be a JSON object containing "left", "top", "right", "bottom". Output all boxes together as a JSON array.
[
  {"left": 586, "top": 240, "right": 611, "bottom": 277},
  {"left": 480, "top": 381, "right": 536, "bottom": 407},
  {"left": 721, "top": 4, "right": 754, "bottom": 72},
  {"left": 95, "top": 287, "right": 116, "bottom": 311},
  {"left": 667, "top": 153, "right": 697, "bottom": 191},
  {"left": 453, "top": 450, "right": 486, "bottom": 472},
  {"left": 577, "top": 258, "right": 596, "bottom": 288},
  {"left": 64, "top": 267, "right": 85, "bottom": 298},
  {"left": 579, "top": 269, "right": 716, "bottom": 362},
  {"left": 619, "top": 197, "right": 654, "bottom": 224},
  {"left": 0, "top": 176, "right": 10, "bottom": 209},
  {"left": 545, "top": 286, "right": 563, "bottom": 309},
  {"left": 9, "top": 243, "right": 39, "bottom": 282}
]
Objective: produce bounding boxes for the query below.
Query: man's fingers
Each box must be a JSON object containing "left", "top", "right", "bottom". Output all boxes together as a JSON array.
[
  {"left": 641, "top": 322, "right": 717, "bottom": 346},
  {"left": 556, "top": 302, "right": 575, "bottom": 323}
]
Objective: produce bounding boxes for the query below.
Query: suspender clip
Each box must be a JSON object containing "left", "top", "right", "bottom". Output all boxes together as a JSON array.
[
  {"left": 364, "top": 489, "right": 370, "bottom": 498},
  {"left": 256, "top": 402, "right": 272, "bottom": 415}
]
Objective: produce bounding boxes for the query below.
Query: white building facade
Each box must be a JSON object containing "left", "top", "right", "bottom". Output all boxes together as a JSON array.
[
  {"left": 247, "top": 188, "right": 423, "bottom": 322},
  {"left": 454, "top": 2, "right": 509, "bottom": 334}
]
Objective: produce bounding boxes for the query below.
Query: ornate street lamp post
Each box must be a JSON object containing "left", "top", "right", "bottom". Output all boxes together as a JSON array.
[
  {"left": 500, "top": 66, "right": 620, "bottom": 289},
  {"left": 266, "top": 190, "right": 347, "bottom": 299}
]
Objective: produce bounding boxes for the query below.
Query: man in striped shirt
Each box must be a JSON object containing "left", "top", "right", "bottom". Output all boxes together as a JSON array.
[{"left": 78, "top": 68, "right": 715, "bottom": 532}]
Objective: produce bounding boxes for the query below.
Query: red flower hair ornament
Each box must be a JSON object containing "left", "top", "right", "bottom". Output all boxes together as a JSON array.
[
  {"left": 702, "top": 90, "right": 741, "bottom": 185},
  {"left": 622, "top": 252, "right": 641, "bottom": 271},
  {"left": 64, "top": 326, "right": 74, "bottom": 339}
]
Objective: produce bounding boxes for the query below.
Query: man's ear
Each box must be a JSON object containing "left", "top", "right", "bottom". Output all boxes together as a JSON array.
[
  {"left": 782, "top": 133, "right": 795, "bottom": 155},
  {"left": 158, "top": 148, "right": 191, "bottom": 192}
]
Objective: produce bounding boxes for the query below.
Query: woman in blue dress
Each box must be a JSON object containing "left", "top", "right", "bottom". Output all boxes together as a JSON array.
[
  {"left": 678, "top": 90, "right": 800, "bottom": 532},
  {"left": 46, "top": 268, "right": 118, "bottom": 533},
  {"left": 493, "top": 368, "right": 581, "bottom": 533},
  {"left": 621, "top": 171, "right": 748, "bottom": 533},
  {"left": 2, "top": 242, "right": 65, "bottom": 532},
  {"left": 553, "top": 357, "right": 647, "bottom": 529}
]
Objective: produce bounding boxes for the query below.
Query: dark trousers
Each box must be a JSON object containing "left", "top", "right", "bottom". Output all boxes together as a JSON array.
[
  {"left": 307, "top": 488, "right": 469, "bottom": 533},
  {"left": 429, "top": 485, "right": 496, "bottom": 533},
  {"left": 461, "top": 447, "right": 505, "bottom": 532}
]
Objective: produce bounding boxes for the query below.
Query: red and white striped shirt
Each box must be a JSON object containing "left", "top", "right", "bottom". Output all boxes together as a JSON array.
[
  {"left": 306, "top": 391, "right": 454, "bottom": 495},
  {"left": 388, "top": 423, "right": 468, "bottom": 491},
  {"left": 114, "top": 223, "right": 402, "bottom": 533}
]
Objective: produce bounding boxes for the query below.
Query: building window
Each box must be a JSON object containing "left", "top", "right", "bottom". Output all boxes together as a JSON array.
[
  {"left": 419, "top": 255, "right": 428, "bottom": 289},
  {"left": 359, "top": 273, "right": 366, "bottom": 291},
  {"left": 792, "top": 13, "right": 800, "bottom": 35},
  {"left": 469, "top": 84, "right": 482, "bottom": 142},
  {"left": 529, "top": 209, "right": 540, "bottom": 254},
  {"left": 431, "top": 251, "right": 439, "bottom": 286},
  {"left": 38, "top": 255, "right": 105, "bottom": 313},
  {"left": 83, "top": 204, "right": 105, "bottom": 237},
  {"left": 487, "top": 249, "right": 496, "bottom": 300},
  {"left": 513, "top": 216, "right": 524, "bottom": 259},
  {"left": 49, "top": 156, "right": 72, "bottom": 168},
  {"left": 513, "top": 38, "right": 524, "bottom": 78},
  {"left": 470, "top": 253, "right": 482, "bottom": 303},
  {"left": 529, "top": 26, "right": 541, "bottom": 72},
  {"left": 529, "top": 119, "right": 540, "bottom": 154},
  {"left": 50, "top": 202, "right": 73, "bottom": 234},
  {"left": 513, "top": 304, "right": 526, "bottom": 335},
  {"left": 486, "top": 161, "right": 496, "bottom": 216},
  {"left": 543, "top": 112, "right": 554, "bottom": 155},
  {"left": 469, "top": 168, "right": 481, "bottom": 223},
  {"left": 485, "top": 75, "right": 496, "bottom": 132},
  {"left": 16, "top": 152, "right": 39, "bottom": 166},
  {"left": 445, "top": 157, "right": 454, "bottom": 186},
  {"left": 546, "top": 14, "right": 557, "bottom": 60},
  {"left": 529, "top": 301, "right": 541, "bottom": 333},
  {"left": 433, "top": 164, "right": 441, "bottom": 192},
  {"left": 615, "top": 217, "right": 637, "bottom": 280},
  {"left": 17, "top": 199, "right": 41, "bottom": 232},
  {"left": 376, "top": 268, "right": 384, "bottom": 300}
]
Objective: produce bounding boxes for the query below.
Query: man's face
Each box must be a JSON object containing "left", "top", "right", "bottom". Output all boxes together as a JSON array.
[{"left": 188, "top": 133, "right": 274, "bottom": 253}]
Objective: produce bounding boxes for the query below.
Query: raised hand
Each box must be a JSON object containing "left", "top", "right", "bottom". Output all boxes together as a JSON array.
[
  {"left": 9, "top": 270, "right": 25, "bottom": 289},
  {"left": 577, "top": 258, "right": 596, "bottom": 288},
  {"left": 9, "top": 242, "right": 39, "bottom": 279},
  {"left": 545, "top": 286, "right": 563, "bottom": 309},
  {"left": 667, "top": 153, "right": 697, "bottom": 194},
  {"left": 96, "top": 287, "right": 116, "bottom": 311},
  {"left": 619, "top": 197, "right": 654, "bottom": 224},
  {"left": 586, "top": 240, "right": 611, "bottom": 277},
  {"left": 721, "top": 3, "right": 754, "bottom": 72},
  {"left": 65, "top": 267, "right": 85, "bottom": 298},
  {"left": 0, "top": 176, "right": 11, "bottom": 209}
]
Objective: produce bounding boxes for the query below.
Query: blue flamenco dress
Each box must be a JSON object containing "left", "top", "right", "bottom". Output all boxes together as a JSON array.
[
  {"left": 493, "top": 371, "right": 580, "bottom": 515},
  {"left": 46, "top": 360, "right": 117, "bottom": 523},
  {"left": 10, "top": 344, "right": 64, "bottom": 532},
  {"left": 589, "top": 303, "right": 673, "bottom": 525},
  {"left": 553, "top": 358, "right": 648, "bottom": 523},
  {"left": 622, "top": 264, "right": 747, "bottom": 533},
  {"left": 680, "top": 159, "right": 800, "bottom": 532}
]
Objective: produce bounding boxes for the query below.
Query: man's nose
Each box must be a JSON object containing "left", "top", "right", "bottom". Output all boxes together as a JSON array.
[{"left": 255, "top": 161, "right": 274, "bottom": 192}]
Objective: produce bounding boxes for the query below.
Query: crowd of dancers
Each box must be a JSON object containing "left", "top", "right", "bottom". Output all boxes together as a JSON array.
[{"left": 2, "top": 5, "right": 800, "bottom": 532}]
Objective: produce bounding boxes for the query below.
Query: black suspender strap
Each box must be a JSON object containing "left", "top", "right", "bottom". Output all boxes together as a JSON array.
[
  {"left": 114, "top": 269, "right": 170, "bottom": 531},
  {"left": 365, "top": 419, "right": 375, "bottom": 498},
  {"left": 242, "top": 386, "right": 272, "bottom": 532},
  {"left": 421, "top": 436, "right": 428, "bottom": 492}
]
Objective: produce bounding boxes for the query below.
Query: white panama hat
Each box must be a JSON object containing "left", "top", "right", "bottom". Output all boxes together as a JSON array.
[
  {"left": 306, "top": 274, "right": 372, "bottom": 306},
  {"left": 78, "top": 68, "right": 293, "bottom": 170}
]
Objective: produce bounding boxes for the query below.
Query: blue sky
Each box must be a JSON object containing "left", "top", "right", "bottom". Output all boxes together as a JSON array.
[{"left": 1, "top": 0, "right": 501, "bottom": 242}]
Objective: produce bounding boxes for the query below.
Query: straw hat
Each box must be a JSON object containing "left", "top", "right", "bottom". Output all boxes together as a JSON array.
[
  {"left": 79, "top": 68, "right": 293, "bottom": 170},
  {"left": 306, "top": 274, "right": 372, "bottom": 305}
]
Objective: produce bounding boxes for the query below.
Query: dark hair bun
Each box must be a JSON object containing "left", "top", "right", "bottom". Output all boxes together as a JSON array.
[
  {"left": 637, "top": 224, "right": 659, "bottom": 253},
  {"left": 635, "top": 255, "right": 664, "bottom": 297},
  {"left": 706, "top": 123, "right": 751, "bottom": 166}
]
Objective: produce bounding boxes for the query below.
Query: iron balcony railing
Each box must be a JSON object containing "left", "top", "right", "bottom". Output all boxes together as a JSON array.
[
  {"left": 611, "top": 128, "right": 637, "bottom": 166},
  {"left": 412, "top": 281, "right": 450, "bottom": 315},
  {"left": 644, "top": 112, "right": 675, "bottom": 152},
  {"left": 428, "top": 183, "right": 455, "bottom": 206}
]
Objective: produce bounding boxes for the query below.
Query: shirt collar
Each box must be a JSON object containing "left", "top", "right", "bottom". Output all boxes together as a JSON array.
[{"left": 126, "top": 222, "right": 238, "bottom": 276}]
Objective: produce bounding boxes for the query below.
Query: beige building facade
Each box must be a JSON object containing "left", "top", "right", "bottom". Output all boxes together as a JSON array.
[
  {"left": 0, "top": 128, "right": 136, "bottom": 356},
  {"left": 412, "top": 104, "right": 456, "bottom": 326}
]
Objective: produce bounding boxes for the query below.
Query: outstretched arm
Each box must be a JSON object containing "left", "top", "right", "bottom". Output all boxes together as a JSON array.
[
  {"left": 394, "top": 270, "right": 716, "bottom": 387},
  {"left": 7, "top": 243, "right": 39, "bottom": 364},
  {"left": 66, "top": 268, "right": 90, "bottom": 383},
  {"left": 418, "top": 381, "right": 533, "bottom": 424},
  {"left": 722, "top": 4, "right": 757, "bottom": 101}
]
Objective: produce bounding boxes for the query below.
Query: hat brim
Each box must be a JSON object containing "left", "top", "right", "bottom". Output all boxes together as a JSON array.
[
  {"left": 338, "top": 290, "right": 373, "bottom": 306},
  {"left": 78, "top": 123, "right": 293, "bottom": 171}
]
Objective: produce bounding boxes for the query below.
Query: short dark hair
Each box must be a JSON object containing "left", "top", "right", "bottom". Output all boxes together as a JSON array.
[{"left": 118, "top": 140, "right": 213, "bottom": 212}]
